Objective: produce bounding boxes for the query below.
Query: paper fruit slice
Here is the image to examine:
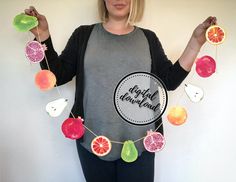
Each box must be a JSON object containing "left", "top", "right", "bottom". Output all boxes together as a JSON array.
[
  {"left": 143, "top": 130, "right": 165, "bottom": 153},
  {"left": 46, "top": 98, "right": 68, "bottom": 117},
  {"left": 13, "top": 13, "right": 38, "bottom": 32},
  {"left": 195, "top": 56, "right": 216, "bottom": 78},
  {"left": 91, "top": 136, "right": 112, "bottom": 157},
  {"left": 184, "top": 84, "right": 204, "bottom": 103},
  {"left": 167, "top": 106, "right": 187, "bottom": 126},
  {"left": 35, "top": 70, "right": 56, "bottom": 91},
  {"left": 121, "top": 140, "right": 138, "bottom": 163},
  {"left": 61, "top": 117, "right": 85, "bottom": 140},
  {"left": 206, "top": 25, "right": 225, "bottom": 45},
  {"left": 25, "top": 41, "right": 46, "bottom": 63}
]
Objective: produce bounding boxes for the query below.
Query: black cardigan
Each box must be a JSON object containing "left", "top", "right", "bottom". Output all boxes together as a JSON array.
[{"left": 40, "top": 24, "right": 189, "bottom": 134}]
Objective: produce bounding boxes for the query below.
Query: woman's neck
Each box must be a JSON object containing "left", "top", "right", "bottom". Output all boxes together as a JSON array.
[{"left": 102, "top": 18, "right": 134, "bottom": 35}]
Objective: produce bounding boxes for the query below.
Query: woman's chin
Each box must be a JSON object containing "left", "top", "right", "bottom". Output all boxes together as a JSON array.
[{"left": 109, "top": 13, "right": 129, "bottom": 21}]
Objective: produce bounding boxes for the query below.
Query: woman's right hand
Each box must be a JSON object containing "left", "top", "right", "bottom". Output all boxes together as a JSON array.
[{"left": 24, "top": 6, "right": 50, "bottom": 41}]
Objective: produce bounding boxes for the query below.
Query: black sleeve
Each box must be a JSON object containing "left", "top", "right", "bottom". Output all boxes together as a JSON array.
[
  {"left": 146, "top": 30, "right": 190, "bottom": 91},
  {"left": 39, "top": 28, "right": 80, "bottom": 86}
]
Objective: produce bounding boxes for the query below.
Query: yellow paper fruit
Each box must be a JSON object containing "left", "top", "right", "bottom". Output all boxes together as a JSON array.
[{"left": 167, "top": 106, "right": 187, "bottom": 126}]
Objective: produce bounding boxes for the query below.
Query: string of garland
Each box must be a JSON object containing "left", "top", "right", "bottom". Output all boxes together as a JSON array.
[{"left": 13, "top": 13, "right": 225, "bottom": 162}]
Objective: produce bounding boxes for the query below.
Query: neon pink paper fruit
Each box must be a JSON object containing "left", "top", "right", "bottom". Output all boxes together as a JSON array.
[
  {"left": 61, "top": 117, "right": 85, "bottom": 140},
  {"left": 143, "top": 131, "right": 165, "bottom": 152},
  {"left": 35, "top": 70, "right": 56, "bottom": 91},
  {"left": 196, "top": 56, "right": 216, "bottom": 78},
  {"left": 25, "top": 41, "right": 45, "bottom": 63}
]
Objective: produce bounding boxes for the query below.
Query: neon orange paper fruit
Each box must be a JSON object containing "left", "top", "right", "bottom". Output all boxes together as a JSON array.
[
  {"left": 206, "top": 25, "right": 225, "bottom": 45},
  {"left": 35, "top": 70, "right": 56, "bottom": 91},
  {"left": 167, "top": 106, "right": 187, "bottom": 126}
]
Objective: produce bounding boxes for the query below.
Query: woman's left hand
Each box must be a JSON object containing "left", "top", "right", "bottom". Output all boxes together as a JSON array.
[
  {"left": 179, "top": 16, "right": 217, "bottom": 71},
  {"left": 192, "top": 16, "right": 217, "bottom": 47}
]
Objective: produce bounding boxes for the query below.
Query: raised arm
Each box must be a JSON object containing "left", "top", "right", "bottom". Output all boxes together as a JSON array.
[
  {"left": 179, "top": 16, "right": 217, "bottom": 71},
  {"left": 24, "top": 6, "right": 50, "bottom": 42},
  {"left": 143, "top": 16, "right": 217, "bottom": 91},
  {"left": 25, "top": 6, "right": 78, "bottom": 86}
]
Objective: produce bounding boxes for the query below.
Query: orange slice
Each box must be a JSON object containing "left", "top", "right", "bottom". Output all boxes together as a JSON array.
[
  {"left": 206, "top": 25, "right": 225, "bottom": 45},
  {"left": 91, "top": 136, "right": 112, "bottom": 157}
]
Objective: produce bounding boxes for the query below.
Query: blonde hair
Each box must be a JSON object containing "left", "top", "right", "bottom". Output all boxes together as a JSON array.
[{"left": 98, "top": 0, "right": 145, "bottom": 25}]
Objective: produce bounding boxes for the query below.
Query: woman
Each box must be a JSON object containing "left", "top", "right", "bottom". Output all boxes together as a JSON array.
[{"left": 25, "top": 0, "right": 216, "bottom": 181}]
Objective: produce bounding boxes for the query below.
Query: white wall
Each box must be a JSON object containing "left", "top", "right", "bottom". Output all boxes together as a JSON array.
[{"left": 1, "top": 0, "right": 236, "bottom": 182}]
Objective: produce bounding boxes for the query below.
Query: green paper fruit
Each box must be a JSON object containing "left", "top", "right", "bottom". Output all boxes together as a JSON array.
[
  {"left": 13, "top": 13, "right": 38, "bottom": 32},
  {"left": 121, "top": 140, "right": 138, "bottom": 163}
]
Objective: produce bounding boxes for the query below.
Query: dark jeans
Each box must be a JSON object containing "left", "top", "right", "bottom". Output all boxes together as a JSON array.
[{"left": 76, "top": 142, "right": 155, "bottom": 182}]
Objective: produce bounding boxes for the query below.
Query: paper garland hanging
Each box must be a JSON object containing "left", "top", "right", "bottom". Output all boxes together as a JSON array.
[
  {"left": 143, "top": 130, "right": 165, "bottom": 153},
  {"left": 91, "top": 136, "right": 112, "bottom": 157},
  {"left": 121, "top": 140, "right": 138, "bottom": 163},
  {"left": 167, "top": 25, "right": 225, "bottom": 125},
  {"left": 14, "top": 13, "right": 227, "bottom": 162}
]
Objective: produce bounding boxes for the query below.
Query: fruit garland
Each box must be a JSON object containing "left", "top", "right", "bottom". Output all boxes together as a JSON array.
[
  {"left": 13, "top": 13, "right": 225, "bottom": 163},
  {"left": 167, "top": 25, "right": 225, "bottom": 126}
]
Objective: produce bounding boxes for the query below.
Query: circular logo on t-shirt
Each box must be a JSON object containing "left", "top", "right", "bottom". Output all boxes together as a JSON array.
[{"left": 113, "top": 72, "right": 168, "bottom": 125}]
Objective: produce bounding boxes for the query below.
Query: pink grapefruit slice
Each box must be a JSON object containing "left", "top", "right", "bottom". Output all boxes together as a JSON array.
[
  {"left": 91, "top": 136, "right": 112, "bottom": 157},
  {"left": 206, "top": 25, "right": 225, "bottom": 45}
]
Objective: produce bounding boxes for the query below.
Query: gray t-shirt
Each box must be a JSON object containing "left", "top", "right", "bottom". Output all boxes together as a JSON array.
[{"left": 81, "top": 23, "right": 156, "bottom": 161}]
